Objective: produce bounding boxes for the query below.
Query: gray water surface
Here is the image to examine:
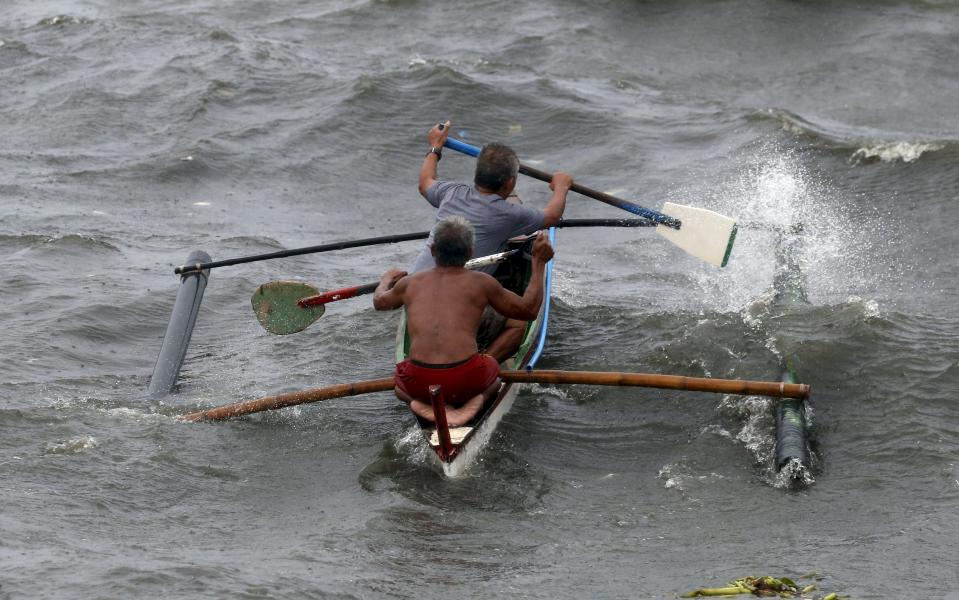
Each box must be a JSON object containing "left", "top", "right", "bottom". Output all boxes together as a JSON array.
[{"left": 2, "top": 1, "right": 958, "bottom": 598}]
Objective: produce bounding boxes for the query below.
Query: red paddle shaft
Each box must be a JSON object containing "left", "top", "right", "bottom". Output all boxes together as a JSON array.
[
  {"left": 296, "top": 245, "right": 529, "bottom": 309},
  {"left": 298, "top": 282, "right": 378, "bottom": 308}
]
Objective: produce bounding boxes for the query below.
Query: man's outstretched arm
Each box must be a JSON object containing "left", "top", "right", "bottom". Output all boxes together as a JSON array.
[
  {"left": 418, "top": 120, "right": 451, "bottom": 197},
  {"left": 485, "top": 233, "right": 554, "bottom": 320},
  {"left": 541, "top": 171, "right": 573, "bottom": 227},
  {"left": 373, "top": 268, "right": 408, "bottom": 310}
]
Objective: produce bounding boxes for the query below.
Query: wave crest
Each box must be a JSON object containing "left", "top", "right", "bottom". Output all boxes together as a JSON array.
[
  {"left": 752, "top": 108, "right": 952, "bottom": 164},
  {"left": 850, "top": 141, "right": 946, "bottom": 164}
]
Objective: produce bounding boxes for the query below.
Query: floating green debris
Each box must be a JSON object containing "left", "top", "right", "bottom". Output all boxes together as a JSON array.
[{"left": 682, "top": 576, "right": 845, "bottom": 599}]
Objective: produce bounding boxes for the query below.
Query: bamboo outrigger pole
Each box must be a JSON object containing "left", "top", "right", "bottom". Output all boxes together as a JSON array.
[
  {"left": 181, "top": 370, "right": 810, "bottom": 423},
  {"left": 180, "top": 377, "right": 395, "bottom": 422},
  {"left": 502, "top": 370, "right": 810, "bottom": 398}
]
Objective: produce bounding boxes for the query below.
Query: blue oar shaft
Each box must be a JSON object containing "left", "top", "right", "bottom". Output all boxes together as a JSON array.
[{"left": 444, "top": 137, "right": 680, "bottom": 229}]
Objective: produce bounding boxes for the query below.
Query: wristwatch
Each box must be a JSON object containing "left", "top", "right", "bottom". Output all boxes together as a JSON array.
[{"left": 427, "top": 147, "right": 442, "bottom": 160}]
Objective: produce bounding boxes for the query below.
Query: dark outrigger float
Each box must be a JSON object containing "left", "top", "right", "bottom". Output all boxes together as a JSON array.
[{"left": 171, "top": 136, "right": 811, "bottom": 480}]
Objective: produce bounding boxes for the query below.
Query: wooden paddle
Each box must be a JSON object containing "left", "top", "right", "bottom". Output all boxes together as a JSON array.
[
  {"left": 251, "top": 246, "right": 528, "bottom": 335},
  {"left": 181, "top": 369, "right": 811, "bottom": 422},
  {"left": 444, "top": 137, "right": 738, "bottom": 267}
]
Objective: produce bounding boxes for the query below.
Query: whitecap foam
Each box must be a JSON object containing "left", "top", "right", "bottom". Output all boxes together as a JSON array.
[
  {"left": 851, "top": 141, "right": 945, "bottom": 164},
  {"left": 700, "top": 423, "right": 734, "bottom": 440},
  {"left": 44, "top": 435, "right": 97, "bottom": 455},
  {"left": 657, "top": 462, "right": 725, "bottom": 493},
  {"left": 529, "top": 384, "right": 570, "bottom": 401},
  {"left": 657, "top": 463, "right": 686, "bottom": 490},
  {"left": 773, "top": 458, "right": 815, "bottom": 487},
  {"left": 846, "top": 295, "right": 881, "bottom": 319},
  {"left": 39, "top": 15, "right": 89, "bottom": 26},
  {"left": 716, "top": 394, "right": 777, "bottom": 469},
  {"left": 394, "top": 425, "right": 430, "bottom": 461},
  {"left": 104, "top": 406, "right": 176, "bottom": 423}
]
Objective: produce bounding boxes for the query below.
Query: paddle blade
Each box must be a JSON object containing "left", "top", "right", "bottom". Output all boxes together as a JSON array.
[
  {"left": 251, "top": 281, "right": 325, "bottom": 335},
  {"left": 655, "top": 202, "right": 738, "bottom": 267}
]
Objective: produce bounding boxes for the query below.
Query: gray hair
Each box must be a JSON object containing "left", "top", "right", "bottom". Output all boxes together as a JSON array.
[
  {"left": 431, "top": 216, "right": 475, "bottom": 267},
  {"left": 474, "top": 143, "right": 519, "bottom": 191}
]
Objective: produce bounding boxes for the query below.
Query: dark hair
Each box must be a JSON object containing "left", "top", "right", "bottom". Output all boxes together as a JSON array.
[
  {"left": 431, "top": 217, "right": 475, "bottom": 267},
  {"left": 474, "top": 143, "right": 519, "bottom": 191}
]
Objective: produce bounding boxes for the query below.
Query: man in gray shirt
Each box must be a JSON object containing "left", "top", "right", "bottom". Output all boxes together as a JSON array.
[{"left": 410, "top": 120, "right": 573, "bottom": 361}]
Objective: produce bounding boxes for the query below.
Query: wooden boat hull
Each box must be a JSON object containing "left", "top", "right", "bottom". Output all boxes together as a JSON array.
[{"left": 394, "top": 235, "right": 551, "bottom": 477}]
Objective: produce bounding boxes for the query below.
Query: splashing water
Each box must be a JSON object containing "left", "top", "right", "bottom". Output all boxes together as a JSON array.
[
  {"left": 43, "top": 436, "right": 98, "bottom": 455},
  {"left": 694, "top": 146, "right": 826, "bottom": 310},
  {"left": 676, "top": 142, "right": 883, "bottom": 312},
  {"left": 775, "top": 457, "right": 816, "bottom": 487},
  {"left": 672, "top": 145, "right": 841, "bottom": 487}
]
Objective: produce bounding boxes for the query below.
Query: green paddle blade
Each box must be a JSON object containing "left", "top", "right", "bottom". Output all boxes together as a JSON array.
[{"left": 252, "top": 281, "right": 325, "bottom": 335}]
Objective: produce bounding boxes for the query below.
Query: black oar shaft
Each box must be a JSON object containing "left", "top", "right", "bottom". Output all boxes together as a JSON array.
[
  {"left": 174, "top": 231, "right": 430, "bottom": 274},
  {"left": 559, "top": 218, "right": 654, "bottom": 228},
  {"left": 174, "top": 219, "right": 653, "bottom": 275},
  {"left": 518, "top": 164, "right": 681, "bottom": 229}
]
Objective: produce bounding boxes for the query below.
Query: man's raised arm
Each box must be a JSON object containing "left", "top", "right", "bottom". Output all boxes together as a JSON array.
[
  {"left": 485, "top": 233, "right": 554, "bottom": 321},
  {"left": 541, "top": 171, "right": 573, "bottom": 227},
  {"left": 418, "top": 120, "right": 451, "bottom": 197}
]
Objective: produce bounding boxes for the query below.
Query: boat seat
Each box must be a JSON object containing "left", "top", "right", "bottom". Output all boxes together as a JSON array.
[{"left": 429, "top": 427, "right": 472, "bottom": 446}]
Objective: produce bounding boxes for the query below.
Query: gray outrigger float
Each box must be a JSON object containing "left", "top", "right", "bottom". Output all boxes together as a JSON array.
[{"left": 395, "top": 230, "right": 556, "bottom": 477}]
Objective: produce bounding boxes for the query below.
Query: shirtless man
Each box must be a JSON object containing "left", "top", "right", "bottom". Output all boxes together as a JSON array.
[
  {"left": 373, "top": 216, "right": 554, "bottom": 427},
  {"left": 411, "top": 120, "right": 572, "bottom": 362}
]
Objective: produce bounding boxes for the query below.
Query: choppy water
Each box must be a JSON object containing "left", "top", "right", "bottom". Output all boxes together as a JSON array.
[{"left": 2, "top": 1, "right": 958, "bottom": 598}]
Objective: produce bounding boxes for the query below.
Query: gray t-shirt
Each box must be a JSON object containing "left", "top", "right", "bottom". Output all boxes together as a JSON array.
[{"left": 410, "top": 181, "right": 545, "bottom": 273}]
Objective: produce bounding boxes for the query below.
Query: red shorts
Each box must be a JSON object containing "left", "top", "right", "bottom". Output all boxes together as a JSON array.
[{"left": 395, "top": 354, "right": 500, "bottom": 405}]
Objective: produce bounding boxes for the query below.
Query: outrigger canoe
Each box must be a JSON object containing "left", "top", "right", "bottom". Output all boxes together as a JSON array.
[
  {"left": 181, "top": 224, "right": 811, "bottom": 478},
  {"left": 394, "top": 229, "right": 556, "bottom": 477}
]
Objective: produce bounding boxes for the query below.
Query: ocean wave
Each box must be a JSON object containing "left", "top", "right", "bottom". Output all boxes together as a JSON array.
[
  {"left": 37, "top": 15, "right": 95, "bottom": 27},
  {"left": 349, "top": 64, "right": 480, "bottom": 105},
  {"left": 0, "top": 232, "right": 120, "bottom": 253},
  {"left": 0, "top": 38, "right": 35, "bottom": 57},
  {"left": 850, "top": 140, "right": 947, "bottom": 164},
  {"left": 43, "top": 435, "right": 98, "bottom": 455},
  {"left": 55, "top": 142, "right": 225, "bottom": 182},
  {"left": 749, "top": 107, "right": 850, "bottom": 145},
  {"left": 215, "top": 235, "right": 287, "bottom": 249},
  {"left": 750, "top": 107, "right": 954, "bottom": 164}
]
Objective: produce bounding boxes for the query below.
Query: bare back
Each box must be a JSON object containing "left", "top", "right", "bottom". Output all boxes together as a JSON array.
[
  {"left": 401, "top": 267, "right": 497, "bottom": 364},
  {"left": 373, "top": 232, "right": 551, "bottom": 364}
]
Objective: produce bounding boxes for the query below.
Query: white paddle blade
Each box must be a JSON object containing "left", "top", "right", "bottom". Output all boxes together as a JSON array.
[{"left": 655, "top": 202, "right": 738, "bottom": 267}]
